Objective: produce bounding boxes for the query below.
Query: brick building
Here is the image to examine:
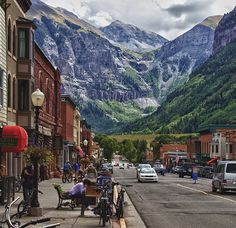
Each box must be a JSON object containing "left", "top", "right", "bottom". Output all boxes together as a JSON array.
[
  {"left": 80, "top": 119, "right": 92, "bottom": 157},
  {"left": 159, "top": 144, "right": 187, "bottom": 160},
  {"left": 33, "top": 43, "right": 62, "bottom": 174}
]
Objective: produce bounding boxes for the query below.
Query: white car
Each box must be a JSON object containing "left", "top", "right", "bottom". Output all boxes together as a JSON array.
[{"left": 138, "top": 168, "right": 158, "bottom": 183}]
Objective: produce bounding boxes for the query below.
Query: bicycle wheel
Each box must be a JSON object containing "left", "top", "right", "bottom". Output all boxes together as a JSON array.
[
  {"left": 101, "top": 202, "right": 107, "bottom": 227},
  {"left": 17, "top": 201, "right": 28, "bottom": 218},
  {"left": 62, "top": 175, "right": 66, "bottom": 183},
  {"left": 68, "top": 174, "right": 73, "bottom": 183}
]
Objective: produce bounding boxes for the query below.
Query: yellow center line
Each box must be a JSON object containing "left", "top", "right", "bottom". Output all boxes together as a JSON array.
[{"left": 211, "top": 194, "right": 236, "bottom": 203}]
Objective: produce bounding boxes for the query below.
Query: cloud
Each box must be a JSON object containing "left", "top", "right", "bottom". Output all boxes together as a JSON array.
[{"left": 40, "top": 0, "right": 236, "bottom": 40}]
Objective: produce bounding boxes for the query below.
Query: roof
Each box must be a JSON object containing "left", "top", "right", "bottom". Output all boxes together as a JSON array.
[
  {"left": 198, "top": 124, "right": 236, "bottom": 133},
  {"left": 61, "top": 94, "right": 77, "bottom": 108}
]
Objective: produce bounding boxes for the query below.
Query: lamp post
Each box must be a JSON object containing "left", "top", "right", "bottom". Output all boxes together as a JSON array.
[
  {"left": 83, "top": 139, "right": 88, "bottom": 156},
  {"left": 31, "top": 89, "right": 45, "bottom": 209}
]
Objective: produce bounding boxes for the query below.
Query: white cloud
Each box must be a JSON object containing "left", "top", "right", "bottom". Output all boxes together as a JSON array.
[{"left": 40, "top": 0, "right": 236, "bottom": 40}]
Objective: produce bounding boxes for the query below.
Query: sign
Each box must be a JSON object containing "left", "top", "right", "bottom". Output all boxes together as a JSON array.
[{"left": 0, "top": 138, "right": 18, "bottom": 147}]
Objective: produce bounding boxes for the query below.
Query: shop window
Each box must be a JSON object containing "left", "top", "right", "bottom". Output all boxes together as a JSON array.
[
  {"left": 18, "top": 80, "right": 29, "bottom": 111},
  {"left": 18, "top": 29, "right": 29, "bottom": 58},
  {"left": 8, "top": 19, "right": 11, "bottom": 52},
  {"left": 7, "top": 74, "right": 11, "bottom": 108},
  {"left": 13, "top": 26, "right": 16, "bottom": 56}
]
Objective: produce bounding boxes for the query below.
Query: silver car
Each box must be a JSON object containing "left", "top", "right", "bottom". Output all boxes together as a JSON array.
[
  {"left": 212, "top": 161, "right": 236, "bottom": 194},
  {"left": 138, "top": 168, "right": 158, "bottom": 183}
]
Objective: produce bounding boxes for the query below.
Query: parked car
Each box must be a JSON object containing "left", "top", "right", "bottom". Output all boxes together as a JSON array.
[
  {"left": 136, "top": 164, "right": 151, "bottom": 178},
  {"left": 152, "top": 163, "right": 165, "bottom": 175},
  {"left": 171, "top": 166, "right": 182, "bottom": 174},
  {"left": 100, "top": 163, "right": 113, "bottom": 174},
  {"left": 212, "top": 161, "right": 236, "bottom": 194},
  {"left": 179, "top": 162, "right": 196, "bottom": 178},
  {"left": 202, "top": 166, "right": 214, "bottom": 179},
  {"left": 138, "top": 168, "right": 158, "bottom": 183},
  {"left": 119, "top": 164, "right": 125, "bottom": 169}
]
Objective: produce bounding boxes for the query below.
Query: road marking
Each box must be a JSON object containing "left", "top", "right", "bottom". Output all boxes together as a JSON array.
[
  {"left": 177, "top": 184, "right": 208, "bottom": 195},
  {"left": 211, "top": 194, "right": 236, "bottom": 203},
  {"left": 177, "top": 184, "right": 236, "bottom": 203}
]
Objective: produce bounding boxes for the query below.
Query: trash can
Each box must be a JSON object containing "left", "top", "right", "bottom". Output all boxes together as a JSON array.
[{"left": 0, "top": 176, "right": 15, "bottom": 205}]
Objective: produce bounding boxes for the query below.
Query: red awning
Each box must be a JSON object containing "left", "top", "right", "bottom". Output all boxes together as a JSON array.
[
  {"left": 1, "top": 126, "right": 28, "bottom": 153},
  {"left": 74, "top": 146, "right": 84, "bottom": 157},
  {"left": 207, "top": 157, "right": 218, "bottom": 166}
]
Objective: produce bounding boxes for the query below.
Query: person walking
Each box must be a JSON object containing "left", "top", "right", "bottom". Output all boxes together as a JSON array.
[
  {"left": 73, "top": 162, "right": 80, "bottom": 181},
  {"left": 21, "top": 164, "right": 34, "bottom": 202}
]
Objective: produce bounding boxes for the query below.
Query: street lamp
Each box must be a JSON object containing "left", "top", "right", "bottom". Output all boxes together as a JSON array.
[
  {"left": 83, "top": 139, "right": 88, "bottom": 156},
  {"left": 31, "top": 89, "right": 45, "bottom": 209}
]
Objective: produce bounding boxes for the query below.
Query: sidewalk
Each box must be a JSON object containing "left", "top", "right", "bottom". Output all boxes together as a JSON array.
[{"left": 0, "top": 178, "right": 145, "bottom": 228}]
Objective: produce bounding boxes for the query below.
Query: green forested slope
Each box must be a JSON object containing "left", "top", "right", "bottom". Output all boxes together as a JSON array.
[{"left": 124, "top": 41, "right": 236, "bottom": 133}]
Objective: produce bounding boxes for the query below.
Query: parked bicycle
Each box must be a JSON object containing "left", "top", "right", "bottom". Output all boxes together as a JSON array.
[
  {"left": 14, "top": 188, "right": 43, "bottom": 218},
  {"left": 113, "top": 182, "right": 132, "bottom": 219},
  {"left": 0, "top": 197, "right": 60, "bottom": 228}
]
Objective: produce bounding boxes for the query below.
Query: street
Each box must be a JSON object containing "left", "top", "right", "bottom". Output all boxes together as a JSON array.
[{"left": 113, "top": 167, "right": 236, "bottom": 228}]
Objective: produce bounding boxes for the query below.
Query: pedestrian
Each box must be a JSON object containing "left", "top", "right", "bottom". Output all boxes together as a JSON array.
[
  {"left": 21, "top": 164, "right": 34, "bottom": 202},
  {"left": 63, "top": 161, "right": 71, "bottom": 175},
  {"left": 192, "top": 165, "right": 198, "bottom": 184},
  {"left": 63, "top": 179, "right": 92, "bottom": 209},
  {"left": 85, "top": 163, "right": 97, "bottom": 183},
  {"left": 73, "top": 162, "right": 80, "bottom": 181}
]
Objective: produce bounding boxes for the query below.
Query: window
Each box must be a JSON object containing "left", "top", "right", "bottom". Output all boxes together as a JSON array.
[
  {"left": 7, "top": 74, "right": 11, "bottom": 108},
  {"left": 8, "top": 19, "right": 11, "bottom": 52},
  {"left": 13, "top": 78, "right": 16, "bottom": 109},
  {"left": 18, "top": 80, "right": 29, "bottom": 111},
  {"left": 226, "top": 164, "right": 236, "bottom": 173},
  {"left": 230, "top": 144, "right": 233, "bottom": 154},
  {"left": 18, "top": 29, "right": 29, "bottom": 58},
  {"left": 13, "top": 26, "right": 16, "bottom": 56},
  {"left": 0, "top": 68, "right": 4, "bottom": 106},
  {"left": 215, "top": 145, "right": 219, "bottom": 153}
]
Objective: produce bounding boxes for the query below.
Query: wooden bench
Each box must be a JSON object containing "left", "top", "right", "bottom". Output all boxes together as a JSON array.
[{"left": 85, "top": 185, "right": 100, "bottom": 205}]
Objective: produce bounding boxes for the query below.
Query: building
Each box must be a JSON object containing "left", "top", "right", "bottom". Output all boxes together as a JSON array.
[
  {"left": 60, "top": 95, "right": 77, "bottom": 167},
  {"left": 33, "top": 43, "right": 62, "bottom": 176},
  {"left": 5, "top": 0, "right": 34, "bottom": 176},
  {"left": 0, "top": 1, "right": 8, "bottom": 176},
  {"left": 159, "top": 144, "right": 187, "bottom": 160}
]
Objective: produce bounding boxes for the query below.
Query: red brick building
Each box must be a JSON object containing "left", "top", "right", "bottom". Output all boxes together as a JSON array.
[
  {"left": 34, "top": 43, "right": 62, "bottom": 175},
  {"left": 80, "top": 119, "right": 92, "bottom": 156},
  {"left": 60, "top": 95, "right": 76, "bottom": 166},
  {"left": 160, "top": 144, "right": 187, "bottom": 160}
]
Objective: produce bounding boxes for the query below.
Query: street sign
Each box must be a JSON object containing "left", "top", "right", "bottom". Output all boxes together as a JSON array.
[{"left": 0, "top": 138, "right": 18, "bottom": 147}]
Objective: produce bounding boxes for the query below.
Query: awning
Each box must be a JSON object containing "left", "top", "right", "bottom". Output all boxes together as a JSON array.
[
  {"left": 207, "top": 157, "right": 218, "bottom": 165},
  {"left": 74, "top": 145, "right": 84, "bottom": 157},
  {"left": 1, "top": 125, "right": 28, "bottom": 153}
]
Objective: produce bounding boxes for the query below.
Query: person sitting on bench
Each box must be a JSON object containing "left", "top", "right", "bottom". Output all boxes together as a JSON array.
[{"left": 63, "top": 179, "right": 92, "bottom": 209}]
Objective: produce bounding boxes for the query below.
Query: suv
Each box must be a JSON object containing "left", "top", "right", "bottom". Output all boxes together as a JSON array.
[
  {"left": 179, "top": 162, "right": 195, "bottom": 178},
  {"left": 212, "top": 161, "right": 236, "bottom": 194}
]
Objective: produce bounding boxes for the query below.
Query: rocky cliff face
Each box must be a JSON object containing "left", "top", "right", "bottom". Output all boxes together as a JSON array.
[
  {"left": 101, "top": 20, "right": 168, "bottom": 53},
  {"left": 27, "top": 0, "right": 221, "bottom": 133},
  {"left": 147, "top": 16, "right": 221, "bottom": 101},
  {"left": 213, "top": 7, "right": 236, "bottom": 54}
]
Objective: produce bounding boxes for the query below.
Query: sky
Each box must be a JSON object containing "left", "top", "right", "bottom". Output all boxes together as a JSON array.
[{"left": 41, "top": 0, "right": 236, "bottom": 40}]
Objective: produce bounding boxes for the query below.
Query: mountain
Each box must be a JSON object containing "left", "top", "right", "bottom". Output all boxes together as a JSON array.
[
  {"left": 123, "top": 10, "right": 236, "bottom": 134},
  {"left": 27, "top": 0, "right": 221, "bottom": 133},
  {"left": 100, "top": 20, "right": 168, "bottom": 53},
  {"left": 147, "top": 15, "right": 222, "bottom": 102}
]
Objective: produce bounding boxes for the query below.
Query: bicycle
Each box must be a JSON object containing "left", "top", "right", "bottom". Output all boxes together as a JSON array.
[
  {"left": 93, "top": 181, "right": 113, "bottom": 227},
  {"left": 62, "top": 171, "right": 73, "bottom": 183},
  {"left": 113, "top": 182, "right": 132, "bottom": 219},
  {"left": 14, "top": 188, "right": 43, "bottom": 218},
  {"left": 0, "top": 197, "right": 60, "bottom": 228},
  {"left": 15, "top": 176, "right": 22, "bottom": 193}
]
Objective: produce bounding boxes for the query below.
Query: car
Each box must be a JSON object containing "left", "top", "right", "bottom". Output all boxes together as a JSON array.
[
  {"left": 152, "top": 163, "right": 166, "bottom": 175},
  {"left": 136, "top": 164, "right": 151, "bottom": 178},
  {"left": 179, "top": 162, "right": 196, "bottom": 178},
  {"left": 201, "top": 166, "right": 214, "bottom": 179},
  {"left": 119, "top": 164, "right": 125, "bottom": 169},
  {"left": 171, "top": 166, "right": 182, "bottom": 174},
  {"left": 138, "top": 168, "right": 158, "bottom": 182},
  {"left": 100, "top": 163, "right": 113, "bottom": 174},
  {"left": 212, "top": 160, "right": 236, "bottom": 194}
]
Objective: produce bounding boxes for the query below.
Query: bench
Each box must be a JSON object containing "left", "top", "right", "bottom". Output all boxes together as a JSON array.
[
  {"left": 85, "top": 185, "right": 101, "bottom": 205},
  {"left": 53, "top": 184, "right": 79, "bottom": 210}
]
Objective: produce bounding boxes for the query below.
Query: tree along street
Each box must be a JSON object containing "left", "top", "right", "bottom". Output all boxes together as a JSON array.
[{"left": 113, "top": 167, "right": 236, "bottom": 228}]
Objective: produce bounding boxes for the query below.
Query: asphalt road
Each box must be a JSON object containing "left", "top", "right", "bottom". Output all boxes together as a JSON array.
[{"left": 113, "top": 167, "right": 236, "bottom": 228}]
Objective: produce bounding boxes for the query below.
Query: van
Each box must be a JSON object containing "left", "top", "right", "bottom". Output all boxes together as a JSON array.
[{"left": 212, "top": 161, "right": 236, "bottom": 194}]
